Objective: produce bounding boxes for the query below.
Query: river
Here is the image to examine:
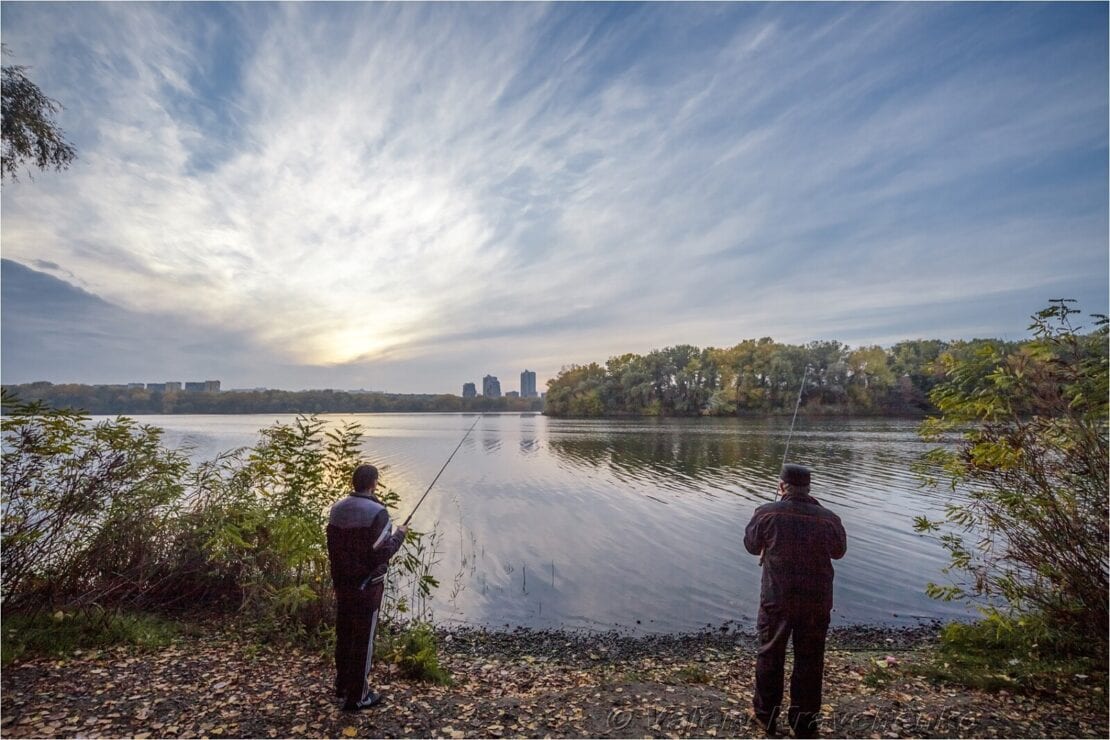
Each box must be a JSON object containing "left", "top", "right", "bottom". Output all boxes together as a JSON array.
[{"left": 117, "top": 412, "right": 979, "bottom": 633}]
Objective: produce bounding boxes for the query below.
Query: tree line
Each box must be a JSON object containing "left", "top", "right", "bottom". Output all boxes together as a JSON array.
[
  {"left": 544, "top": 337, "right": 1022, "bottom": 417},
  {"left": 0, "top": 384, "right": 543, "bottom": 415}
]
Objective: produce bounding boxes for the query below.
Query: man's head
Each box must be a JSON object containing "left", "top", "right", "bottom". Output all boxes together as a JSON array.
[
  {"left": 779, "top": 463, "right": 811, "bottom": 497},
  {"left": 352, "top": 464, "right": 379, "bottom": 493}
]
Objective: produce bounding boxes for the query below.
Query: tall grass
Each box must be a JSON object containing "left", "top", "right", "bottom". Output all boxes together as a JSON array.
[{"left": 1, "top": 609, "right": 182, "bottom": 666}]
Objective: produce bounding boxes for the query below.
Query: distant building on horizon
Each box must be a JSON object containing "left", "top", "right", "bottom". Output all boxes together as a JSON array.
[
  {"left": 462, "top": 382, "right": 476, "bottom": 398},
  {"left": 506, "top": 390, "right": 519, "bottom": 398},
  {"left": 183, "top": 380, "right": 221, "bottom": 392},
  {"left": 482, "top": 375, "right": 501, "bottom": 398},
  {"left": 127, "top": 383, "right": 145, "bottom": 389},
  {"left": 520, "top": 369, "right": 537, "bottom": 398},
  {"left": 146, "top": 383, "right": 166, "bottom": 392},
  {"left": 164, "top": 382, "right": 182, "bottom": 392}
]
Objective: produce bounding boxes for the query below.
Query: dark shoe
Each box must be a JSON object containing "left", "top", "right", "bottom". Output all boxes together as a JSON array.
[
  {"left": 342, "top": 690, "right": 382, "bottom": 711},
  {"left": 751, "top": 713, "right": 779, "bottom": 737},
  {"left": 789, "top": 712, "right": 820, "bottom": 738}
]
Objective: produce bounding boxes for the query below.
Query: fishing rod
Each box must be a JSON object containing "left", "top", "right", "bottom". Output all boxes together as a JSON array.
[
  {"left": 400, "top": 414, "right": 482, "bottom": 527},
  {"left": 781, "top": 364, "right": 812, "bottom": 468},
  {"left": 759, "top": 365, "right": 813, "bottom": 567}
]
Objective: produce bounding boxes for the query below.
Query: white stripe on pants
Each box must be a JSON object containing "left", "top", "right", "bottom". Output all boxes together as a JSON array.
[{"left": 363, "top": 606, "right": 380, "bottom": 679}]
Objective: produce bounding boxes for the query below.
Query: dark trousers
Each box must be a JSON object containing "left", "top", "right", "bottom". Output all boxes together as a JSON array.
[
  {"left": 334, "top": 581, "right": 385, "bottom": 703},
  {"left": 754, "top": 604, "right": 830, "bottom": 738}
]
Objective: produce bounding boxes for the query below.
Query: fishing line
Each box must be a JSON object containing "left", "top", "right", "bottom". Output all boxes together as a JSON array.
[
  {"left": 401, "top": 414, "right": 482, "bottom": 527},
  {"left": 781, "top": 364, "right": 812, "bottom": 468}
]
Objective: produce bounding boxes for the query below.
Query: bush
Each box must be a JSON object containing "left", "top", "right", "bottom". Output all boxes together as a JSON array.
[
  {"left": 914, "top": 301, "right": 1108, "bottom": 654},
  {"left": 376, "top": 622, "right": 451, "bottom": 684},
  {"left": 1, "top": 391, "right": 189, "bottom": 609},
  {"left": 1, "top": 397, "right": 441, "bottom": 654}
]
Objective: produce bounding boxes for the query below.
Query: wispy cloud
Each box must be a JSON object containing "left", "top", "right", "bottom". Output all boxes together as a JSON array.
[{"left": 1, "top": 2, "right": 1106, "bottom": 391}]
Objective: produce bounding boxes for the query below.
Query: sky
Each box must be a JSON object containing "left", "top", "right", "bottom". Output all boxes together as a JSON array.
[{"left": 1, "top": 2, "right": 1107, "bottom": 394}]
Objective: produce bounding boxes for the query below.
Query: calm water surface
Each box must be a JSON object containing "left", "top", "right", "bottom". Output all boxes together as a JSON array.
[{"left": 123, "top": 413, "right": 978, "bottom": 632}]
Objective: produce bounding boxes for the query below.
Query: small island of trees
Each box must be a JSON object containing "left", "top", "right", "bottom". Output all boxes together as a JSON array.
[{"left": 543, "top": 336, "right": 1022, "bottom": 418}]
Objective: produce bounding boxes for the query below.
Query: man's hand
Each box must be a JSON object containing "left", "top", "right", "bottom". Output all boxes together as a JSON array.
[{"left": 395, "top": 524, "right": 408, "bottom": 539}]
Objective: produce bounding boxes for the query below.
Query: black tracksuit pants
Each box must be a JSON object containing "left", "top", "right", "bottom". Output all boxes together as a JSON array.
[
  {"left": 334, "top": 581, "right": 385, "bottom": 703},
  {"left": 754, "top": 603, "right": 830, "bottom": 738}
]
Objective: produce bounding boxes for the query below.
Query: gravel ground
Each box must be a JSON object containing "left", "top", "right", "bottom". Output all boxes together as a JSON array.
[{"left": 2, "top": 623, "right": 1105, "bottom": 739}]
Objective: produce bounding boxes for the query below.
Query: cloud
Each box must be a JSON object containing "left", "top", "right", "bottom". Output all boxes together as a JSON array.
[
  {"left": 1, "top": 258, "right": 246, "bottom": 384},
  {"left": 0, "top": 2, "right": 1105, "bottom": 392}
]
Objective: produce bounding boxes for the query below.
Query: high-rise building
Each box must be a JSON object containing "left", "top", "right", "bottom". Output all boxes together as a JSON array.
[
  {"left": 184, "top": 382, "right": 205, "bottom": 392},
  {"left": 462, "top": 382, "right": 477, "bottom": 398},
  {"left": 204, "top": 380, "right": 221, "bottom": 392},
  {"left": 146, "top": 383, "right": 166, "bottom": 392},
  {"left": 520, "top": 369, "right": 537, "bottom": 398},
  {"left": 482, "top": 375, "right": 501, "bottom": 398},
  {"left": 164, "top": 382, "right": 182, "bottom": 392},
  {"left": 506, "top": 390, "right": 519, "bottom": 398}
]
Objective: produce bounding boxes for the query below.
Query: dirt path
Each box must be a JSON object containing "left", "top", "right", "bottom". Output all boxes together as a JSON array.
[{"left": 2, "top": 628, "right": 1105, "bottom": 738}]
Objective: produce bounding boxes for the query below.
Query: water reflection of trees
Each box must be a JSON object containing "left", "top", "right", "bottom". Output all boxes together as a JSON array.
[
  {"left": 547, "top": 426, "right": 873, "bottom": 499},
  {"left": 547, "top": 429, "right": 782, "bottom": 481}
]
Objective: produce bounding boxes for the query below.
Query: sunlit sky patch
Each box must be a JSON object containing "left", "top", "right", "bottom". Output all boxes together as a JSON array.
[{"left": 2, "top": 2, "right": 1106, "bottom": 393}]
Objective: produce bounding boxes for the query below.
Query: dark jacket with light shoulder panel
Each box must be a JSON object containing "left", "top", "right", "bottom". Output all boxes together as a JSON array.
[
  {"left": 743, "top": 492, "right": 847, "bottom": 612},
  {"left": 326, "top": 493, "right": 406, "bottom": 590}
]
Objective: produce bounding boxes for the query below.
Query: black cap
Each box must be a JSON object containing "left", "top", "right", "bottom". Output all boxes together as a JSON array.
[{"left": 780, "top": 464, "right": 811, "bottom": 486}]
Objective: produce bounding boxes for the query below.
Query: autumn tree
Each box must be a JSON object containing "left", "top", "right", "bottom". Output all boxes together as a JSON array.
[{"left": 915, "top": 300, "right": 1108, "bottom": 653}]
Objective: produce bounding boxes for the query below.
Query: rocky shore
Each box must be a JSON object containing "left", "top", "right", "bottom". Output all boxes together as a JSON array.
[{"left": 2, "top": 623, "right": 1105, "bottom": 738}]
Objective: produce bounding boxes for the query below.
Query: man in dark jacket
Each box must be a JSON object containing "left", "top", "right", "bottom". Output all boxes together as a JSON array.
[
  {"left": 327, "top": 463, "right": 407, "bottom": 711},
  {"left": 744, "top": 464, "right": 847, "bottom": 738}
]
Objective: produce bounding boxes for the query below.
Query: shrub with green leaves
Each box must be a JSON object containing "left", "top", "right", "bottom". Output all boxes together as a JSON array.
[
  {"left": 2, "top": 399, "right": 441, "bottom": 654},
  {"left": 915, "top": 301, "right": 1108, "bottom": 652},
  {"left": 175, "top": 415, "right": 440, "bottom": 641},
  {"left": 376, "top": 621, "right": 450, "bottom": 684},
  {"left": 1, "top": 390, "right": 189, "bottom": 609}
]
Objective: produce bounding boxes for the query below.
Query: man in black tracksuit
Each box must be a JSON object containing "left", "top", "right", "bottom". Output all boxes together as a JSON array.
[
  {"left": 744, "top": 464, "right": 847, "bottom": 738},
  {"left": 326, "top": 464, "right": 407, "bottom": 711}
]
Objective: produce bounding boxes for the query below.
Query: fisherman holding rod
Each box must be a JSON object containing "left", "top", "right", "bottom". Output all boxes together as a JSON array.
[
  {"left": 744, "top": 368, "right": 847, "bottom": 738},
  {"left": 325, "top": 416, "right": 480, "bottom": 711},
  {"left": 326, "top": 463, "right": 408, "bottom": 711}
]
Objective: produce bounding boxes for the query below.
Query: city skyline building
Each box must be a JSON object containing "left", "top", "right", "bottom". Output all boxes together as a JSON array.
[
  {"left": 521, "top": 369, "right": 537, "bottom": 398},
  {"left": 482, "top": 375, "right": 501, "bottom": 398},
  {"left": 462, "top": 382, "right": 476, "bottom": 398}
]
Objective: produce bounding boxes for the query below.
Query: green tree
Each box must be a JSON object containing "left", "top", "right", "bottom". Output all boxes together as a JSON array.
[
  {"left": 847, "top": 345, "right": 895, "bottom": 410},
  {"left": 1, "top": 51, "right": 77, "bottom": 180},
  {"left": 915, "top": 301, "right": 1108, "bottom": 652},
  {"left": 543, "top": 363, "right": 608, "bottom": 417}
]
